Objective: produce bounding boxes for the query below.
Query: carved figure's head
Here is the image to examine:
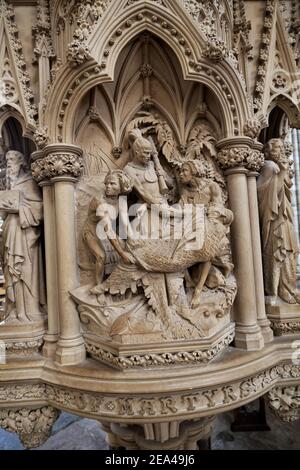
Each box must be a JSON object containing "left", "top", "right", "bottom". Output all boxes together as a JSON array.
[
  {"left": 264, "top": 139, "right": 286, "bottom": 163},
  {"left": 104, "top": 170, "right": 132, "bottom": 197},
  {"left": 5, "top": 150, "right": 27, "bottom": 188},
  {"left": 179, "top": 160, "right": 207, "bottom": 184},
  {"left": 128, "top": 129, "right": 153, "bottom": 166},
  {"left": 131, "top": 136, "right": 153, "bottom": 165}
]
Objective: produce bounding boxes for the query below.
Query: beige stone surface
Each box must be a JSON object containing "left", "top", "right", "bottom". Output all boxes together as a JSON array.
[{"left": 0, "top": 0, "right": 300, "bottom": 450}]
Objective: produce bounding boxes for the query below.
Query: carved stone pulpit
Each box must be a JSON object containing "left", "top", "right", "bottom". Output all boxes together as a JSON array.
[{"left": 1, "top": 0, "right": 300, "bottom": 451}]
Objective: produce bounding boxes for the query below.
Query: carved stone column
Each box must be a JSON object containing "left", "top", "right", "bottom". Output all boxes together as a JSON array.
[
  {"left": 217, "top": 137, "right": 264, "bottom": 351},
  {"left": 31, "top": 150, "right": 59, "bottom": 358},
  {"left": 0, "top": 406, "right": 60, "bottom": 449},
  {"left": 103, "top": 417, "right": 215, "bottom": 450},
  {"left": 32, "top": 144, "right": 85, "bottom": 365},
  {"left": 246, "top": 143, "right": 273, "bottom": 344}
]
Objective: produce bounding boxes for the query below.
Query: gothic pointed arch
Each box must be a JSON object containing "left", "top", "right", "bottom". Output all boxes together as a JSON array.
[{"left": 43, "top": 0, "right": 253, "bottom": 144}]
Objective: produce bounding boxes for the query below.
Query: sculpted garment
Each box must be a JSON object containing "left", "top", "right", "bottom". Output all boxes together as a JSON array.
[
  {"left": 257, "top": 160, "right": 299, "bottom": 299},
  {"left": 1, "top": 176, "right": 46, "bottom": 320}
]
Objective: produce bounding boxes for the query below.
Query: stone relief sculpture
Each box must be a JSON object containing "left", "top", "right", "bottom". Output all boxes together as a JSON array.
[
  {"left": 0, "top": 150, "right": 45, "bottom": 322},
  {"left": 71, "top": 116, "right": 237, "bottom": 365},
  {"left": 82, "top": 170, "right": 132, "bottom": 284},
  {"left": 257, "top": 139, "right": 300, "bottom": 305}
]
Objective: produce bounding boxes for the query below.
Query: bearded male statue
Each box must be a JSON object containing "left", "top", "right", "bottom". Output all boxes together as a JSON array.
[
  {"left": 0, "top": 150, "right": 45, "bottom": 322},
  {"left": 257, "top": 138, "right": 300, "bottom": 304}
]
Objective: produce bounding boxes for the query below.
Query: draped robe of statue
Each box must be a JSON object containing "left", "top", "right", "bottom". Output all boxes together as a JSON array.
[
  {"left": 257, "top": 158, "right": 299, "bottom": 303},
  {"left": 1, "top": 174, "right": 46, "bottom": 321}
]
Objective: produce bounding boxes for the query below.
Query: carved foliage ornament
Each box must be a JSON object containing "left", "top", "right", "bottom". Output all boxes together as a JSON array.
[
  {"left": 67, "top": 0, "right": 113, "bottom": 67},
  {"left": 268, "top": 386, "right": 300, "bottom": 423},
  {"left": 0, "top": 0, "right": 37, "bottom": 122},
  {"left": 0, "top": 364, "right": 300, "bottom": 421},
  {"left": 33, "top": 0, "right": 55, "bottom": 62},
  {"left": 216, "top": 147, "right": 249, "bottom": 169},
  {"left": 31, "top": 153, "right": 84, "bottom": 182},
  {"left": 0, "top": 406, "right": 60, "bottom": 448}
]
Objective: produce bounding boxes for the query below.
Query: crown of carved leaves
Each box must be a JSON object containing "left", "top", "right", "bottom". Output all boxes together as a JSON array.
[
  {"left": 31, "top": 149, "right": 84, "bottom": 182},
  {"left": 216, "top": 146, "right": 249, "bottom": 170},
  {"left": 0, "top": 0, "right": 37, "bottom": 124},
  {"left": 217, "top": 144, "right": 264, "bottom": 172}
]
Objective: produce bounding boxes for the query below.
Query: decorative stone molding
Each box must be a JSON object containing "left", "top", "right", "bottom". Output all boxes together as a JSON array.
[
  {"left": 180, "top": 0, "right": 229, "bottom": 43},
  {"left": 233, "top": 0, "right": 253, "bottom": 59},
  {"left": 32, "top": 0, "right": 55, "bottom": 63},
  {"left": 85, "top": 328, "right": 235, "bottom": 369},
  {"left": 253, "top": 0, "right": 276, "bottom": 112},
  {"left": 268, "top": 386, "right": 300, "bottom": 423},
  {"left": 0, "top": 406, "right": 60, "bottom": 449},
  {"left": 5, "top": 339, "right": 44, "bottom": 356},
  {"left": 66, "top": 0, "right": 113, "bottom": 67},
  {"left": 0, "top": 0, "right": 37, "bottom": 124},
  {"left": 270, "top": 320, "right": 300, "bottom": 336},
  {"left": 31, "top": 145, "right": 84, "bottom": 183},
  {"left": 1, "top": 363, "right": 300, "bottom": 423}
]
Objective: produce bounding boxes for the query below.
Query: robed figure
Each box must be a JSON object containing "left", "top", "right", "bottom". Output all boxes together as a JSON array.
[
  {"left": 257, "top": 139, "right": 300, "bottom": 304},
  {"left": 0, "top": 151, "right": 45, "bottom": 322}
]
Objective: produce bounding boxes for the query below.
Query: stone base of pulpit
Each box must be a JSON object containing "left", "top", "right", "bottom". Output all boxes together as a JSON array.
[
  {"left": 0, "top": 318, "right": 46, "bottom": 357},
  {"left": 84, "top": 322, "right": 235, "bottom": 369},
  {"left": 266, "top": 297, "right": 300, "bottom": 336}
]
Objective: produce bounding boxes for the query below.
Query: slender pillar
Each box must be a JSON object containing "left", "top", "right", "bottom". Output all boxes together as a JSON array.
[
  {"left": 53, "top": 175, "right": 85, "bottom": 364},
  {"left": 247, "top": 168, "right": 273, "bottom": 344},
  {"left": 40, "top": 182, "right": 60, "bottom": 357},
  {"left": 217, "top": 138, "right": 264, "bottom": 351},
  {"left": 32, "top": 144, "right": 85, "bottom": 365}
]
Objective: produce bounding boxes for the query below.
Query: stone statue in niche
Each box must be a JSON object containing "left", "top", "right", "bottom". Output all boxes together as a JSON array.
[
  {"left": 71, "top": 116, "right": 236, "bottom": 359},
  {"left": 257, "top": 138, "right": 300, "bottom": 304},
  {"left": 0, "top": 151, "right": 45, "bottom": 323}
]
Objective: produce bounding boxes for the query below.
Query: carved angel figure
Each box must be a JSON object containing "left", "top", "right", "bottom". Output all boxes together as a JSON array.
[{"left": 257, "top": 138, "right": 300, "bottom": 304}]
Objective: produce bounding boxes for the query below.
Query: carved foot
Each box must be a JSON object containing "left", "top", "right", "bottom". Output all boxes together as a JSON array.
[
  {"left": 278, "top": 289, "right": 297, "bottom": 304},
  {"left": 0, "top": 406, "right": 60, "bottom": 449},
  {"left": 90, "top": 285, "right": 103, "bottom": 295}
]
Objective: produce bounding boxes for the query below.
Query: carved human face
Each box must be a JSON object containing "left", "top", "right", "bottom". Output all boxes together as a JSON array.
[
  {"left": 134, "top": 143, "right": 152, "bottom": 165},
  {"left": 179, "top": 164, "right": 193, "bottom": 184},
  {"left": 105, "top": 175, "right": 121, "bottom": 197},
  {"left": 5, "top": 151, "right": 23, "bottom": 187},
  {"left": 268, "top": 140, "right": 284, "bottom": 162}
]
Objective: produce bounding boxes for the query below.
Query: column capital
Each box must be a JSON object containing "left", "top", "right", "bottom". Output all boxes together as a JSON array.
[
  {"left": 216, "top": 136, "right": 253, "bottom": 171},
  {"left": 246, "top": 141, "right": 265, "bottom": 172},
  {"left": 216, "top": 137, "right": 265, "bottom": 172},
  {"left": 31, "top": 144, "right": 83, "bottom": 184}
]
